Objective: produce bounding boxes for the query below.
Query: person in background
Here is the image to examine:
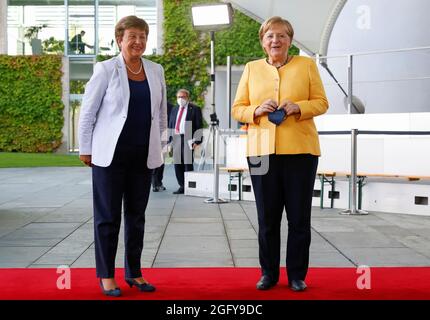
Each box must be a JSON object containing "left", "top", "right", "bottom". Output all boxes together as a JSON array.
[
  {"left": 70, "top": 30, "right": 93, "bottom": 54},
  {"left": 232, "top": 16, "right": 328, "bottom": 292},
  {"left": 152, "top": 101, "right": 173, "bottom": 192},
  {"left": 168, "top": 89, "right": 203, "bottom": 194},
  {"left": 78, "top": 16, "right": 167, "bottom": 297}
]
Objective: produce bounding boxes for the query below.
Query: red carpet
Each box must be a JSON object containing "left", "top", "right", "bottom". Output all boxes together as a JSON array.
[{"left": 1, "top": 267, "right": 429, "bottom": 300}]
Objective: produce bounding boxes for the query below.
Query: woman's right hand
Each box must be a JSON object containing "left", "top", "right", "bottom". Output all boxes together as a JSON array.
[
  {"left": 79, "top": 155, "right": 92, "bottom": 167},
  {"left": 254, "top": 99, "right": 278, "bottom": 117}
]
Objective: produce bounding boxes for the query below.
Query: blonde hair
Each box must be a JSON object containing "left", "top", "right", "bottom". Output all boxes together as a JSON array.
[
  {"left": 259, "top": 16, "right": 294, "bottom": 42},
  {"left": 115, "top": 15, "right": 149, "bottom": 44}
]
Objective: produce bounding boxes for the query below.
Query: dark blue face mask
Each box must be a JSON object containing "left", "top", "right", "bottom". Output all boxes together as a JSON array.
[{"left": 268, "top": 108, "right": 286, "bottom": 125}]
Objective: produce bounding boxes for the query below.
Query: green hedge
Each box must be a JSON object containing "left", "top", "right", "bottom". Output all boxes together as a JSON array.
[{"left": 0, "top": 55, "right": 64, "bottom": 152}]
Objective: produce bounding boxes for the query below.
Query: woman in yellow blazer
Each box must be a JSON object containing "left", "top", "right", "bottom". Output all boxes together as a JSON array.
[{"left": 232, "top": 16, "right": 328, "bottom": 292}]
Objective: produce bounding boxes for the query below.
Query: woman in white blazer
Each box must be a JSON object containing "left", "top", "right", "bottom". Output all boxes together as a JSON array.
[{"left": 78, "top": 16, "right": 167, "bottom": 297}]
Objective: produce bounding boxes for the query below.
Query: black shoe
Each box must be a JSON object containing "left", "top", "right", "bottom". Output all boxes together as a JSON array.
[
  {"left": 158, "top": 185, "right": 166, "bottom": 191},
  {"left": 99, "top": 279, "right": 121, "bottom": 297},
  {"left": 125, "top": 278, "right": 156, "bottom": 292},
  {"left": 173, "top": 187, "right": 184, "bottom": 194},
  {"left": 152, "top": 187, "right": 159, "bottom": 192},
  {"left": 289, "top": 279, "right": 307, "bottom": 292},
  {"left": 256, "top": 275, "right": 278, "bottom": 290}
]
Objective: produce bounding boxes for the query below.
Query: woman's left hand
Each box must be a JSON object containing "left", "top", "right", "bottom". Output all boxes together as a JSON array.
[{"left": 280, "top": 100, "right": 301, "bottom": 116}]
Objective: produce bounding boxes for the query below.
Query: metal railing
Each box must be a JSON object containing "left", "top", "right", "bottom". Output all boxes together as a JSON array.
[
  {"left": 318, "top": 129, "right": 430, "bottom": 215},
  {"left": 317, "top": 46, "right": 430, "bottom": 114},
  {"left": 222, "top": 47, "right": 430, "bottom": 213},
  {"left": 205, "top": 128, "right": 247, "bottom": 204},
  {"left": 226, "top": 46, "right": 430, "bottom": 123}
]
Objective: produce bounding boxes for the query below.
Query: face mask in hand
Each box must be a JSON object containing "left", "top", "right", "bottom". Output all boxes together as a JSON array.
[
  {"left": 177, "top": 98, "right": 187, "bottom": 107},
  {"left": 268, "top": 108, "right": 286, "bottom": 125}
]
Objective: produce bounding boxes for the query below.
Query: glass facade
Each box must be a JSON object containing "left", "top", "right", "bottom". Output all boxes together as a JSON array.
[
  {"left": 7, "top": 0, "right": 158, "bottom": 56},
  {"left": 6, "top": 0, "right": 158, "bottom": 152},
  {"left": 67, "top": 2, "right": 97, "bottom": 56}
]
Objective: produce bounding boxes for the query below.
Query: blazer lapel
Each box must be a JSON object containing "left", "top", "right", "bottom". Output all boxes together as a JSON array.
[
  {"left": 185, "top": 105, "right": 193, "bottom": 121},
  {"left": 142, "top": 58, "right": 155, "bottom": 119},
  {"left": 116, "top": 54, "right": 130, "bottom": 114},
  {"left": 170, "top": 106, "right": 179, "bottom": 128}
]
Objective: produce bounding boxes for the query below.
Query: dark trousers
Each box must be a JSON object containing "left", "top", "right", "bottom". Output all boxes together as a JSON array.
[
  {"left": 78, "top": 43, "right": 85, "bottom": 54},
  {"left": 248, "top": 154, "right": 318, "bottom": 282},
  {"left": 152, "top": 164, "right": 164, "bottom": 188},
  {"left": 92, "top": 144, "right": 151, "bottom": 278},
  {"left": 173, "top": 135, "right": 194, "bottom": 188}
]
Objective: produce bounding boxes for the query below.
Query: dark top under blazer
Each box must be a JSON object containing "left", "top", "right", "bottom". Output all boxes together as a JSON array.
[{"left": 117, "top": 79, "right": 152, "bottom": 147}]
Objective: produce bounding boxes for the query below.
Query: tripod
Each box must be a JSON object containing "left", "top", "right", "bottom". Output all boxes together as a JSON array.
[
  {"left": 198, "top": 113, "right": 223, "bottom": 170},
  {"left": 201, "top": 114, "right": 227, "bottom": 204},
  {"left": 200, "top": 31, "right": 227, "bottom": 204}
]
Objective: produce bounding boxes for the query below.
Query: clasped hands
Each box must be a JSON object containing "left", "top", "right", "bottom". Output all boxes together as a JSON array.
[{"left": 254, "top": 99, "right": 300, "bottom": 125}]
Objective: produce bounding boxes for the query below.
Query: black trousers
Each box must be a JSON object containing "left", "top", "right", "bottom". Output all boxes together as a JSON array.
[
  {"left": 248, "top": 154, "right": 318, "bottom": 282},
  {"left": 152, "top": 164, "right": 164, "bottom": 188},
  {"left": 92, "top": 144, "right": 151, "bottom": 278},
  {"left": 173, "top": 135, "right": 194, "bottom": 188}
]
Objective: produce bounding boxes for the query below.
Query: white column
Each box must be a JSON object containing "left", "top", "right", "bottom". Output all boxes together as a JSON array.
[
  {"left": 57, "top": 56, "right": 70, "bottom": 154},
  {"left": 0, "top": 0, "right": 7, "bottom": 54},
  {"left": 156, "top": 0, "right": 164, "bottom": 54}
]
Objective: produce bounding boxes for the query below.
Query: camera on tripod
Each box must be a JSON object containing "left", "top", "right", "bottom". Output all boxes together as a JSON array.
[{"left": 210, "top": 113, "right": 219, "bottom": 126}]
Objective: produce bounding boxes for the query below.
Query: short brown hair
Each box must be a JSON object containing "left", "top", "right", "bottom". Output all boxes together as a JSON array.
[
  {"left": 115, "top": 15, "right": 149, "bottom": 43},
  {"left": 259, "top": 16, "right": 294, "bottom": 42}
]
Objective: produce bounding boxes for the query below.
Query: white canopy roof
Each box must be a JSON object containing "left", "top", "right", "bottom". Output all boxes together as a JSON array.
[{"left": 228, "top": 0, "right": 346, "bottom": 56}]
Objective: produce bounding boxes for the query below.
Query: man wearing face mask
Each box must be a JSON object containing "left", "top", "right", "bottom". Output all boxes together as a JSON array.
[
  {"left": 152, "top": 101, "right": 174, "bottom": 192},
  {"left": 168, "top": 89, "right": 203, "bottom": 194}
]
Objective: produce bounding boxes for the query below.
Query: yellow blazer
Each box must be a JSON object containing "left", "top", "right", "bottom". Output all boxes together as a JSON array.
[{"left": 232, "top": 56, "right": 328, "bottom": 156}]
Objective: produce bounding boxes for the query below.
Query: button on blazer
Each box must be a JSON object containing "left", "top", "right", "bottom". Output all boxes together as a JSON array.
[{"left": 232, "top": 56, "right": 328, "bottom": 157}]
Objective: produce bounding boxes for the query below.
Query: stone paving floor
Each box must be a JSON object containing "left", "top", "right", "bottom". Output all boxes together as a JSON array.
[{"left": 1, "top": 166, "right": 430, "bottom": 269}]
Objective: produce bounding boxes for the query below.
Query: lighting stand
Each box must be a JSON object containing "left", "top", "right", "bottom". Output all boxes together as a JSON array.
[{"left": 204, "top": 31, "right": 227, "bottom": 204}]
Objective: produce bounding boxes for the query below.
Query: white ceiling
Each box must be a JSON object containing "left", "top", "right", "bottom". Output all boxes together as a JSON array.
[{"left": 228, "top": 0, "right": 347, "bottom": 56}]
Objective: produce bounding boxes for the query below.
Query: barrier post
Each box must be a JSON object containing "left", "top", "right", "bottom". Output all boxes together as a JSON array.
[
  {"left": 227, "top": 55, "right": 232, "bottom": 129},
  {"left": 341, "top": 129, "right": 368, "bottom": 215}
]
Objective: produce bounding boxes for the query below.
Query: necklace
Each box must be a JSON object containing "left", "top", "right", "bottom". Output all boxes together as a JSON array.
[
  {"left": 268, "top": 56, "right": 290, "bottom": 69},
  {"left": 126, "top": 62, "right": 143, "bottom": 75}
]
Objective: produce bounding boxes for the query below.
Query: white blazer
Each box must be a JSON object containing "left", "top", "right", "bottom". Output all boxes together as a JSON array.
[{"left": 78, "top": 54, "right": 168, "bottom": 168}]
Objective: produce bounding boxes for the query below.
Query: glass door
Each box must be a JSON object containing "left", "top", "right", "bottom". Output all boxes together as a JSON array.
[{"left": 66, "top": 0, "right": 98, "bottom": 57}]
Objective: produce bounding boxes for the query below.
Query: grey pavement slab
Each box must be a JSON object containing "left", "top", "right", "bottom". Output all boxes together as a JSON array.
[
  {"left": 231, "top": 247, "right": 258, "bottom": 258},
  {"left": 71, "top": 247, "right": 158, "bottom": 268},
  {"left": 318, "top": 231, "right": 407, "bottom": 249},
  {"left": 229, "top": 239, "right": 259, "bottom": 249},
  {"left": 226, "top": 228, "right": 257, "bottom": 240},
  {"left": 234, "top": 258, "right": 260, "bottom": 267},
  {"left": 220, "top": 203, "right": 252, "bottom": 221},
  {"left": 311, "top": 217, "right": 377, "bottom": 233},
  {"left": 164, "top": 222, "right": 226, "bottom": 237},
  {"left": 157, "top": 235, "right": 231, "bottom": 255},
  {"left": 309, "top": 251, "right": 355, "bottom": 267},
  {"left": 0, "top": 207, "right": 55, "bottom": 228},
  {"left": 341, "top": 247, "right": 430, "bottom": 266},
  {"left": 32, "top": 223, "right": 94, "bottom": 265},
  {"left": 0, "top": 246, "right": 51, "bottom": 267},
  {"left": 0, "top": 166, "right": 429, "bottom": 269},
  {"left": 0, "top": 222, "right": 81, "bottom": 247},
  {"left": 35, "top": 210, "right": 92, "bottom": 223},
  {"left": 224, "top": 219, "right": 255, "bottom": 230},
  {"left": 310, "top": 232, "right": 340, "bottom": 252}
]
